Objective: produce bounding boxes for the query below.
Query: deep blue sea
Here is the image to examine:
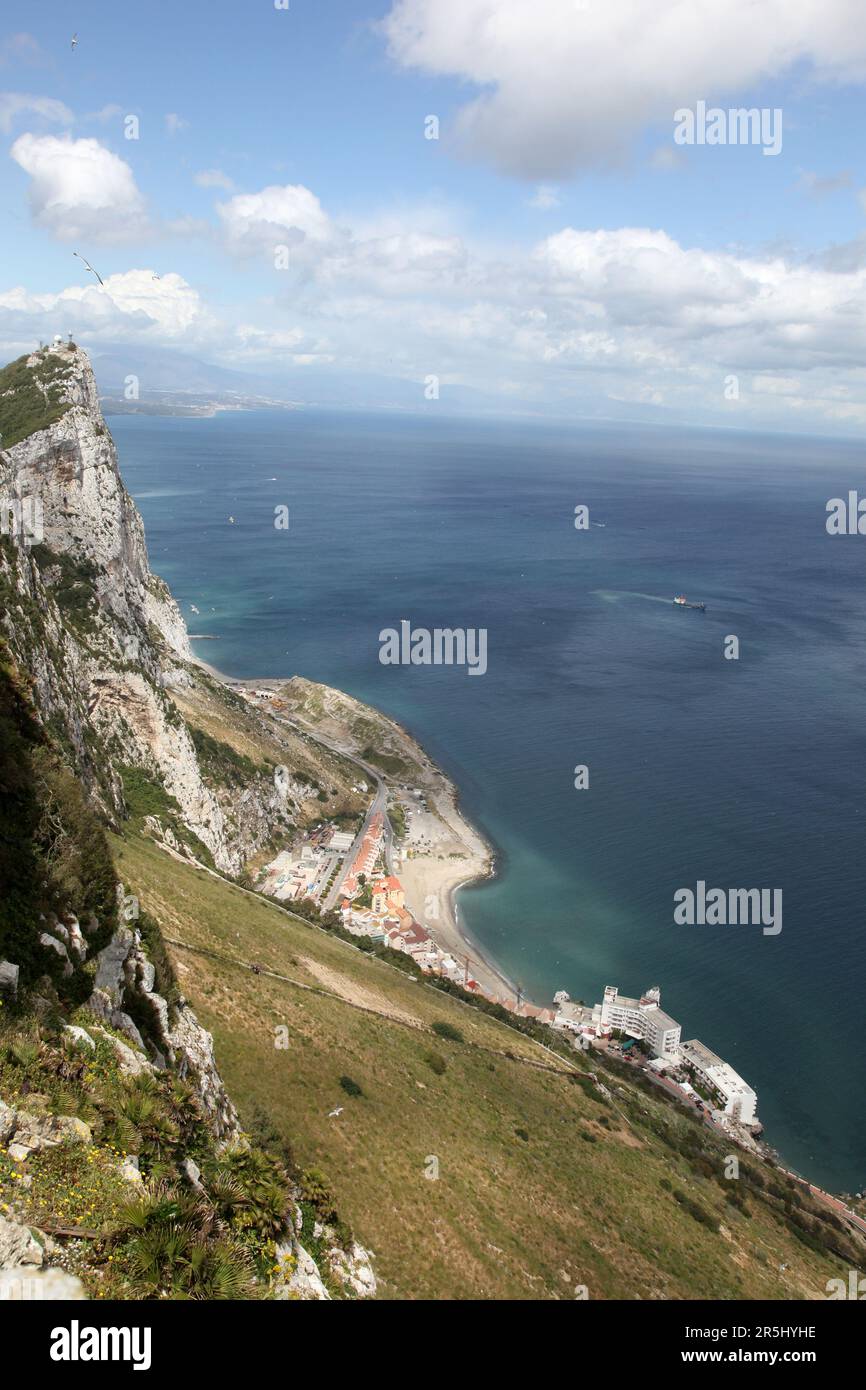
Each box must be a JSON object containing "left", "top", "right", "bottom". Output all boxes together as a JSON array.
[{"left": 113, "top": 407, "right": 866, "bottom": 1195}]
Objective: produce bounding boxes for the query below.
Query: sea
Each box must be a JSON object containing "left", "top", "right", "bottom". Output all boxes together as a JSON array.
[{"left": 113, "top": 405, "right": 866, "bottom": 1196}]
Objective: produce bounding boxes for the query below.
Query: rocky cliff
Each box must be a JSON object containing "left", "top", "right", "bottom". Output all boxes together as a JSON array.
[
  {"left": 0, "top": 344, "right": 375, "bottom": 1300},
  {"left": 0, "top": 344, "right": 355, "bottom": 874}
]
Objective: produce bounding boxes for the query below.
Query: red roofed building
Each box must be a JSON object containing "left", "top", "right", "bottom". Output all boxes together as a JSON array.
[{"left": 371, "top": 875, "right": 406, "bottom": 915}]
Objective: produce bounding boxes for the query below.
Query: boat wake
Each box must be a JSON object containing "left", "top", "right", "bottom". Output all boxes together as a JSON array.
[{"left": 592, "top": 589, "right": 673, "bottom": 605}]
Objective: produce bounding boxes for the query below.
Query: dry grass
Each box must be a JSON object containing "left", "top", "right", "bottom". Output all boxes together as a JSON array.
[{"left": 113, "top": 831, "right": 854, "bottom": 1302}]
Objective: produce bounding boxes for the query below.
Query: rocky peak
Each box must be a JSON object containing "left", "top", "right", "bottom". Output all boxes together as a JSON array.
[{"left": 0, "top": 343, "right": 189, "bottom": 657}]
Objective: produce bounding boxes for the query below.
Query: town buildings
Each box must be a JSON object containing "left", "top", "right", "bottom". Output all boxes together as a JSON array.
[
  {"left": 342, "top": 812, "right": 385, "bottom": 897},
  {"left": 371, "top": 876, "right": 405, "bottom": 914},
  {"left": 595, "top": 985, "right": 682, "bottom": 1061},
  {"left": 680, "top": 1039, "right": 758, "bottom": 1126},
  {"left": 553, "top": 982, "right": 759, "bottom": 1130}
]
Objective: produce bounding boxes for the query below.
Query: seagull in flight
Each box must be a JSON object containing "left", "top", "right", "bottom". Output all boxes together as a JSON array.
[
  {"left": 71, "top": 33, "right": 78, "bottom": 52},
  {"left": 73, "top": 251, "right": 104, "bottom": 286},
  {"left": 327, "top": 1106, "right": 343, "bottom": 1118}
]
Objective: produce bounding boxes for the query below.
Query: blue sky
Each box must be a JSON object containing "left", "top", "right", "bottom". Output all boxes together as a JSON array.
[{"left": 2, "top": 0, "right": 866, "bottom": 430}]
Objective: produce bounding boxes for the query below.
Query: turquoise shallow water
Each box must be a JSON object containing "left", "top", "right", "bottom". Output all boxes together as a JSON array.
[{"left": 114, "top": 407, "right": 866, "bottom": 1195}]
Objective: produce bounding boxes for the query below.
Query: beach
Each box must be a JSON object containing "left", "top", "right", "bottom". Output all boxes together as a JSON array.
[
  {"left": 395, "top": 784, "right": 516, "bottom": 1002},
  {"left": 190, "top": 657, "right": 516, "bottom": 1003}
]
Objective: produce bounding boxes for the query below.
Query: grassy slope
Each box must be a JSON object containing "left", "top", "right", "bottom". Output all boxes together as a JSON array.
[{"left": 114, "top": 831, "right": 852, "bottom": 1302}]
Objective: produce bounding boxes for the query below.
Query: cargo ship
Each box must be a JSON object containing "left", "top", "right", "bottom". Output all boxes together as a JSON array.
[{"left": 673, "top": 594, "right": 706, "bottom": 611}]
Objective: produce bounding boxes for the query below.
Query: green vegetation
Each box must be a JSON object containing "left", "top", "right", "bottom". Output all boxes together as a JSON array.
[
  {"left": 189, "top": 725, "right": 263, "bottom": 788},
  {"left": 111, "top": 830, "right": 864, "bottom": 1301},
  {"left": 119, "top": 764, "right": 182, "bottom": 822},
  {"left": 30, "top": 545, "right": 100, "bottom": 634},
  {"left": 0, "top": 640, "right": 116, "bottom": 998},
  {"left": 361, "top": 745, "right": 409, "bottom": 777},
  {"left": 118, "top": 764, "right": 215, "bottom": 870},
  {"left": 388, "top": 804, "right": 406, "bottom": 839},
  {"left": 0, "top": 1020, "right": 303, "bottom": 1300},
  {"left": 0, "top": 351, "right": 72, "bottom": 449},
  {"left": 431, "top": 1020, "right": 464, "bottom": 1043}
]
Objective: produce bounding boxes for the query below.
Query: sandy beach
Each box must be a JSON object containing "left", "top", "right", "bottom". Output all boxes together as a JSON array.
[
  {"left": 395, "top": 786, "right": 517, "bottom": 1003},
  {"left": 188, "top": 656, "right": 519, "bottom": 1004}
]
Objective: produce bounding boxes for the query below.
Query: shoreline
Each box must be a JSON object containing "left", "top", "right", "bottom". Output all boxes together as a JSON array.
[
  {"left": 188, "top": 651, "right": 520, "bottom": 1005},
  {"left": 184, "top": 655, "right": 858, "bottom": 1200},
  {"left": 396, "top": 778, "right": 517, "bottom": 1003}
]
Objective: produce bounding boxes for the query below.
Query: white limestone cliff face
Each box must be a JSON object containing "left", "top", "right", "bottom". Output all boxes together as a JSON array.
[
  {"left": 1, "top": 345, "right": 360, "bottom": 874},
  {"left": 0, "top": 346, "right": 244, "bottom": 869},
  {"left": 2, "top": 346, "right": 189, "bottom": 654}
]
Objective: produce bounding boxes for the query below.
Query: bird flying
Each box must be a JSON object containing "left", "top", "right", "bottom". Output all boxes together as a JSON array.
[
  {"left": 73, "top": 251, "right": 104, "bottom": 287},
  {"left": 71, "top": 33, "right": 78, "bottom": 52}
]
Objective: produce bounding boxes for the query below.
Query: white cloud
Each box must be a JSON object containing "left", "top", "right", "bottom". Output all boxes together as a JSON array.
[
  {"left": 6, "top": 171, "right": 866, "bottom": 429},
  {"left": 10, "top": 134, "right": 148, "bottom": 243},
  {"left": 316, "top": 231, "right": 467, "bottom": 293},
  {"left": 794, "top": 168, "right": 853, "bottom": 197},
  {"left": 383, "top": 0, "right": 866, "bottom": 177},
  {"left": 217, "top": 183, "right": 334, "bottom": 255},
  {"left": 752, "top": 375, "right": 802, "bottom": 395},
  {"left": 649, "top": 146, "right": 688, "bottom": 173},
  {"left": 0, "top": 34, "right": 44, "bottom": 67},
  {"left": 0, "top": 93, "right": 73, "bottom": 134},
  {"left": 84, "top": 104, "right": 125, "bottom": 125},
  {"left": 194, "top": 168, "right": 235, "bottom": 191},
  {"left": 233, "top": 324, "right": 333, "bottom": 363},
  {"left": 528, "top": 184, "right": 560, "bottom": 210},
  {"left": 0, "top": 269, "right": 211, "bottom": 344}
]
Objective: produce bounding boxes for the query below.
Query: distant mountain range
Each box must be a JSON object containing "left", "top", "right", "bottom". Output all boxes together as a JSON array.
[{"left": 90, "top": 343, "right": 503, "bottom": 417}]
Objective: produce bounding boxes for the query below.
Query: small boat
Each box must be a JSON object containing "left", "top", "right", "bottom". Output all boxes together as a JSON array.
[{"left": 673, "top": 594, "right": 706, "bottom": 611}]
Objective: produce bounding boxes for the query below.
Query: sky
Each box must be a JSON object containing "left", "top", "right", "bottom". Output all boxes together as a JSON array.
[{"left": 2, "top": 0, "right": 866, "bottom": 430}]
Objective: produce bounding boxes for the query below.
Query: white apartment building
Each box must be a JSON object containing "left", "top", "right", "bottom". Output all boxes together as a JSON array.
[
  {"left": 680, "top": 1039, "right": 758, "bottom": 1126},
  {"left": 594, "top": 985, "right": 682, "bottom": 1061}
]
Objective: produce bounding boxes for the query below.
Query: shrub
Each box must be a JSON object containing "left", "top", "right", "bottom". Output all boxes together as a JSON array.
[
  {"left": 30, "top": 545, "right": 100, "bottom": 625},
  {"left": 189, "top": 726, "right": 261, "bottom": 788},
  {"left": 119, "top": 764, "right": 215, "bottom": 868},
  {"left": 431, "top": 1020, "right": 464, "bottom": 1043},
  {"left": 0, "top": 642, "right": 116, "bottom": 998},
  {"left": 672, "top": 1187, "right": 720, "bottom": 1232},
  {"left": 424, "top": 1052, "right": 447, "bottom": 1076},
  {"left": 0, "top": 352, "right": 72, "bottom": 447},
  {"left": 339, "top": 1075, "right": 363, "bottom": 1098},
  {"left": 298, "top": 1167, "right": 341, "bottom": 1224}
]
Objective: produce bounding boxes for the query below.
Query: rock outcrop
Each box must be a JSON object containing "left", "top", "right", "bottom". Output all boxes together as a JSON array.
[
  {"left": 0, "top": 1215, "right": 86, "bottom": 1300},
  {"left": 3, "top": 1105, "right": 91, "bottom": 1164},
  {"left": 0, "top": 345, "right": 243, "bottom": 869},
  {"left": 85, "top": 923, "right": 240, "bottom": 1141}
]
